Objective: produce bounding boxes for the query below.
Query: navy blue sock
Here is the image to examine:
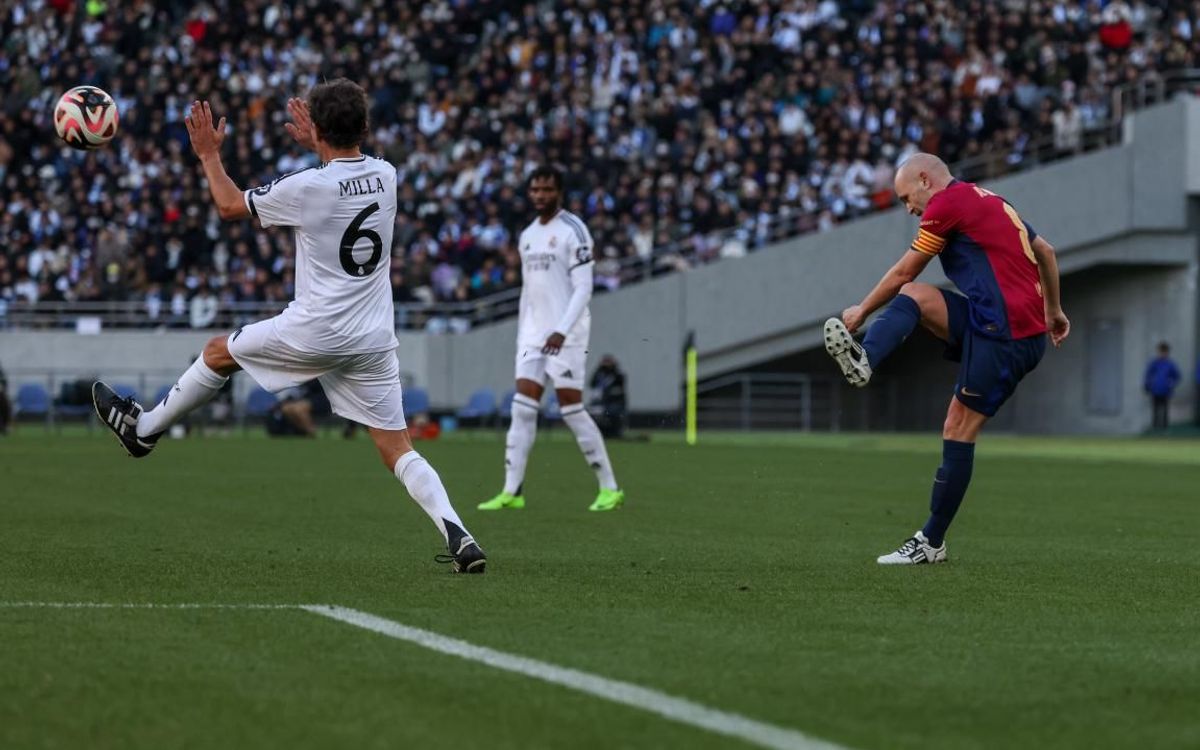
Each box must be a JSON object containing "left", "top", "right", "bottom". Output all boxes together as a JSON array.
[
  {"left": 861, "top": 294, "right": 921, "bottom": 368},
  {"left": 922, "top": 440, "right": 975, "bottom": 547}
]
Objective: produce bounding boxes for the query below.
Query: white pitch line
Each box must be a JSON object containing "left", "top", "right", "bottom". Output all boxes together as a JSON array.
[
  {"left": 0, "top": 602, "right": 853, "bottom": 750},
  {"left": 0, "top": 602, "right": 302, "bottom": 610},
  {"left": 302, "top": 605, "right": 851, "bottom": 750}
]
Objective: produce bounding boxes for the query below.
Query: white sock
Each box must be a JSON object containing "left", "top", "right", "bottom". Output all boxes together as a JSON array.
[
  {"left": 137, "top": 358, "right": 229, "bottom": 438},
  {"left": 394, "top": 450, "right": 467, "bottom": 544},
  {"left": 561, "top": 403, "right": 618, "bottom": 491},
  {"left": 503, "top": 394, "right": 539, "bottom": 495}
]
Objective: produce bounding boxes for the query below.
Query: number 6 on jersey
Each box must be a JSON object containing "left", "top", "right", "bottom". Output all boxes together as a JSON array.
[{"left": 340, "top": 202, "right": 383, "bottom": 277}]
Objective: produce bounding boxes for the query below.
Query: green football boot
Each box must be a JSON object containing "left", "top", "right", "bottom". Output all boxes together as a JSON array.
[
  {"left": 477, "top": 491, "right": 525, "bottom": 510},
  {"left": 588, "top": 488, "right": 625, "bottom": 512}
]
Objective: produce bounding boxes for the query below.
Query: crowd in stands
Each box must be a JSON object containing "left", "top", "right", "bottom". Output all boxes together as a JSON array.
[{"left": 1, "top": 0, "right": 1197, "bottom": 328}]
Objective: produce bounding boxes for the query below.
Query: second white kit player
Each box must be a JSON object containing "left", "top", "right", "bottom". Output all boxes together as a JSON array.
[
  {"left": 479, "top": 167, "right": 625, "bottom": 512},
  {"left": 91, "top": 80, "right": 485, "bottom": 573}
]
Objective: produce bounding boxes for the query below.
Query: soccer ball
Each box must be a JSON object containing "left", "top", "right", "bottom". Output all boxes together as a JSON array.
[{"left": 54, "top": 85, "right": 119, "bottom": 150}]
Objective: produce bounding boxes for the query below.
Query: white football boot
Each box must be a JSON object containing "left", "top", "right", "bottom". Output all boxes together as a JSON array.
[
  {"left": 877, "top": 531, "right": 947, "bottom": 565},
  {"left": 823, "top": 318, "right": 872, "bottom": 387}
]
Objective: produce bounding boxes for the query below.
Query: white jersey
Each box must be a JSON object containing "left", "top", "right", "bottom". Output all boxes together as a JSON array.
[
  {"left": 516, "top": 210, "right": 594, "bottom": 349},
  {"left": 242, "top": 156, "right": 398, "bottom": 355}
]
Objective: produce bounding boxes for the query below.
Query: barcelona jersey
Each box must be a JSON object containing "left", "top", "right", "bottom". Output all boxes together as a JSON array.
[{"left": 909, "top": 181, "right": 1047, "bottom": 340}]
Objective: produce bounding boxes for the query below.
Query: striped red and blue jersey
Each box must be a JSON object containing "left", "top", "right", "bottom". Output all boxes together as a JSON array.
[{"left": 910, "top": 180, "right": 1047, "bottom": 340}]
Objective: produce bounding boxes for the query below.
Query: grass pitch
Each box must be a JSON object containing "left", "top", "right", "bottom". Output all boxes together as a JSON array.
[{"left": 1, "top": 429, "right": 1197, "bottom": 749}]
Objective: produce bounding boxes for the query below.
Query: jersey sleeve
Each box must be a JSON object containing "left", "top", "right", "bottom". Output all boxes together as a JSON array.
[
  {"left": 244, "top": 168, "right": 315, "bottom": 228},
  {"left": 910, "top": 194, "right": 961, "bottom": 256},
  {"left": 562, "top": 215, "right": 595, "bottom": 271}
]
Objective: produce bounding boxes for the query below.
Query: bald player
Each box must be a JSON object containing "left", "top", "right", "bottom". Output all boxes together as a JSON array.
[{"left": 824, "top": 153, "right": 1070, "bottom": 565}]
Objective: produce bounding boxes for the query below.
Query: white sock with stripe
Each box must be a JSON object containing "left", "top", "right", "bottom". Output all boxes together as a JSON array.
[
  {"left": 561, "top": 403, "right": 618, "bottom": 491},
  {"left": 503, "top": 394, "right": 540, "bottom": 495},
  {"left": 136, "top": 358, "right": 229, "bottom": 438},
  {"left": 394, "top": 450, "right": 466, "bottom": 543}
]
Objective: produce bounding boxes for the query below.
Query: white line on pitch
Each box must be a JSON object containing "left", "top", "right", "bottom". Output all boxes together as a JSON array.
[
  {"left": 302, "top": 604, "right": 851, "bottom": 750},
  {"left": 0, "top": 602, "right": 303, "bottom": 610}
]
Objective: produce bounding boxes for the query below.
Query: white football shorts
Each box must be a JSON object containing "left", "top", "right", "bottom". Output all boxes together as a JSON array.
[
  {"left": 514, "top": 344, "right": 587, "bottom": 391},
  {"left": 227, "top": 317, "right": 407, "bottom": 430}
]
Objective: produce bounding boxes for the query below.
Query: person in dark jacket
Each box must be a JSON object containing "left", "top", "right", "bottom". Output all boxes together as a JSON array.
[
  {"left": 589, "top": 355, "right": 627, "bottom": 439},
  {"left": 0, "top": 363, "right": 10, "bottom": 435},
  {"left": 1144, "top": 341, "right": 1180, "bottom": 431}
]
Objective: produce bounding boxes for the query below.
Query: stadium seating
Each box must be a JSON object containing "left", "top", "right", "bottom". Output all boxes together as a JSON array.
[
  {"left": 244, "top": 387, "right": 278, "bottom": 420},
  {"left": 152, "top": 385, "right": 173, "bottom": 409},
  {"left": 53, "top": 381, "right": 94, "bottom": 426},
  {"left": 14, "top": 383, "right": 50, "bottom": 423},
  {"left": 2, "top": 1, "right": 1195, "bottom": 327},
  {"left": 403, "top": 387, "right": 431, "bottom": 419},
  {"left": 457, "top": 388, "right": 498, "bottom": 425}
]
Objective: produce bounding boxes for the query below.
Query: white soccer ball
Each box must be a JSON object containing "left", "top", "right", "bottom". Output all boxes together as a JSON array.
[{"left": 54, "top": 85, "right": 119, "bottom": 150}]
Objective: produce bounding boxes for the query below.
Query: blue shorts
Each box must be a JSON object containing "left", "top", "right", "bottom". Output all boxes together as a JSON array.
[{"left": 941, "top": 290, "right": 1046, "bottom": 417}]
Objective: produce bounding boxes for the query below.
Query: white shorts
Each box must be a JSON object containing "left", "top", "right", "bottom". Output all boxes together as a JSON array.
[
  {"left": 227, "top": 318, "right": 407, "bottom": 430},
  {"left": 515, "top": 345, "right": 587, "bottom": 391}
]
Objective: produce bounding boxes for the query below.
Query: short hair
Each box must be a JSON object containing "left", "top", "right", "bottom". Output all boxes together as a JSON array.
[
  {"left": 308, "top": 78, "right": 369, "bottom": 149},
  {"left": 1158, "top": 341, "right": 1171, "bottom": 353},
  {"left": 528, "top": 165, "right": 564, "bottom": 190}
]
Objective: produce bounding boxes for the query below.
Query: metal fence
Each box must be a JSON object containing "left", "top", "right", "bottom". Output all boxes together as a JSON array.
[{"left": 696, "top": 373, "right": 838, "bottom": 431}]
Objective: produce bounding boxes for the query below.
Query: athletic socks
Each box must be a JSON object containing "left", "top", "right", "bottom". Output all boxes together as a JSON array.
[
  {"left": 921, "top": 439, "right": 976, "bottom": 547},
  {"left": 136, "top": 357, "right": 229, "bottom": 438},
  {"left": 561, "top": 403, "right": 618, "bottom": 491},
  {"left": 394, "top": 450, "right": 467, "bottom": 544},
  {"left": 503, "top": 394, "right": 540, "bottom": 495},
  {"left": 861, "top": 293, "right": 921, "bottom": 369}
]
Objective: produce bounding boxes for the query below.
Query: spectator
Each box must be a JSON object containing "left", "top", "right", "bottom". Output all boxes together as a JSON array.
[
  {"left": 0, "top": 0, "right": 1196, "bottom": 327},
  {"left": 269, "top": 380, "right": 330, "bottom": 438},
  {"left": 1144, "top": 341, "right": 1181, "bottom": 431},
  {"left": 189, "top": 286, "right": 219, "bottom": 329},
  {"left": 1195, "top": 354, "right": 1200, "bottom": 427},
  {"left": 0, "top": 362, "right": 10, "bottom": 435},
  {"left": 1052, "top": 102, "right": 1084, "bottom": 157},
  {"left": 589, "top": 354, "right": 628, "bottom": 439}
]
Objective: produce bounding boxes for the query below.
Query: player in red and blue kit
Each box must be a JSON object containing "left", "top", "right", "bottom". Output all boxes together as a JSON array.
[{"left": 824, "top": 153, "right": 1071, "bottom": 565}]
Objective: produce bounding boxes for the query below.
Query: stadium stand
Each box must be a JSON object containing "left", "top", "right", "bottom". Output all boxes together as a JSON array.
[{"left": 1, "top": 0, "right": 1197, "bottom": 332}]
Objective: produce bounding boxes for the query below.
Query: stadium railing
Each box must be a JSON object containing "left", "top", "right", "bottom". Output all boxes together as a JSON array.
[{"left": 4, "top": 68, "right": 1197, "bottom": 333}]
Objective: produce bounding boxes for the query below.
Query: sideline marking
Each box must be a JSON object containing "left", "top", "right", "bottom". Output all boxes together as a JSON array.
[
  {"left": 302, "top": 605, "right": 851, "bottom": 750},
  {"left": 1, "top": 602, "right": 853, "bottom": 750}
]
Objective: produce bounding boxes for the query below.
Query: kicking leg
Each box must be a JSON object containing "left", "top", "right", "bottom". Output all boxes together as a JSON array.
[
  {"left": 479, "top": 378, "right": 542, "bottom": 510},
  {"left": 369, "top": 426, "right": 485, "bottom": 574},
  {"left": 93, "top": 334, "right": 237, "bottom": 457},
  {"left": 825, "top": 282, "right": 948, "bottom": 387},
  {"left": 557, "top": 387, "right": 623, "bottom": 511}
]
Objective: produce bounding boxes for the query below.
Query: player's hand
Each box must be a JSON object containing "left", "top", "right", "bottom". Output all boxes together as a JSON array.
[
  {"left": 184, "top": 101, "right": 226, "bottom": 160},
  {"left": 1046, "top": 308, "right": 1070, "bottom": 348},
  {"left": 284, "top": 97, "right": 317, "bottom": 151},
  {"left": 842, "top": 305, "right": 866, "bottom": 334},
  {"left": 542, "top": 332, "right": 566, "bottom": 355}
]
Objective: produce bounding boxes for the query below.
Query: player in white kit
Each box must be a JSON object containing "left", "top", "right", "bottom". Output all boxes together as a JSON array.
[
  {"left": 478, "top": 167, "right": 625, "bottom": 512},
  {"left": 91, "top": 80, "right": 485, "bottom": 573}
]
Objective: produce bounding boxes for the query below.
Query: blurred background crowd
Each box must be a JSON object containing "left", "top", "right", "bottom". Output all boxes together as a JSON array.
[{"left": 1, "top": 0, "right": 1196, "bottom": 327}]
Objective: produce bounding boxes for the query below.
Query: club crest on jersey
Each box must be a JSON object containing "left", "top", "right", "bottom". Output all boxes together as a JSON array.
[{"left": 549, "top": 236, "right": 557, "bottom": 247}]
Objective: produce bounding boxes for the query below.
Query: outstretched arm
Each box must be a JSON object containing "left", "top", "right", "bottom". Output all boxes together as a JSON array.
[
  {"left": 185, "top": 100, "right": 250, "bottom": 221},
  {"left": 842, "top": 249, "right": 933, "bottom": 333},
  {"left": 1031, "top": 235, "right": 1069, "bottom": 347}
]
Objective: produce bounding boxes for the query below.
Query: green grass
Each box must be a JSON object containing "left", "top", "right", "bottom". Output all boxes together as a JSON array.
[{"left": 1, "top": 429, "right": 1198, "bottom": 749}]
